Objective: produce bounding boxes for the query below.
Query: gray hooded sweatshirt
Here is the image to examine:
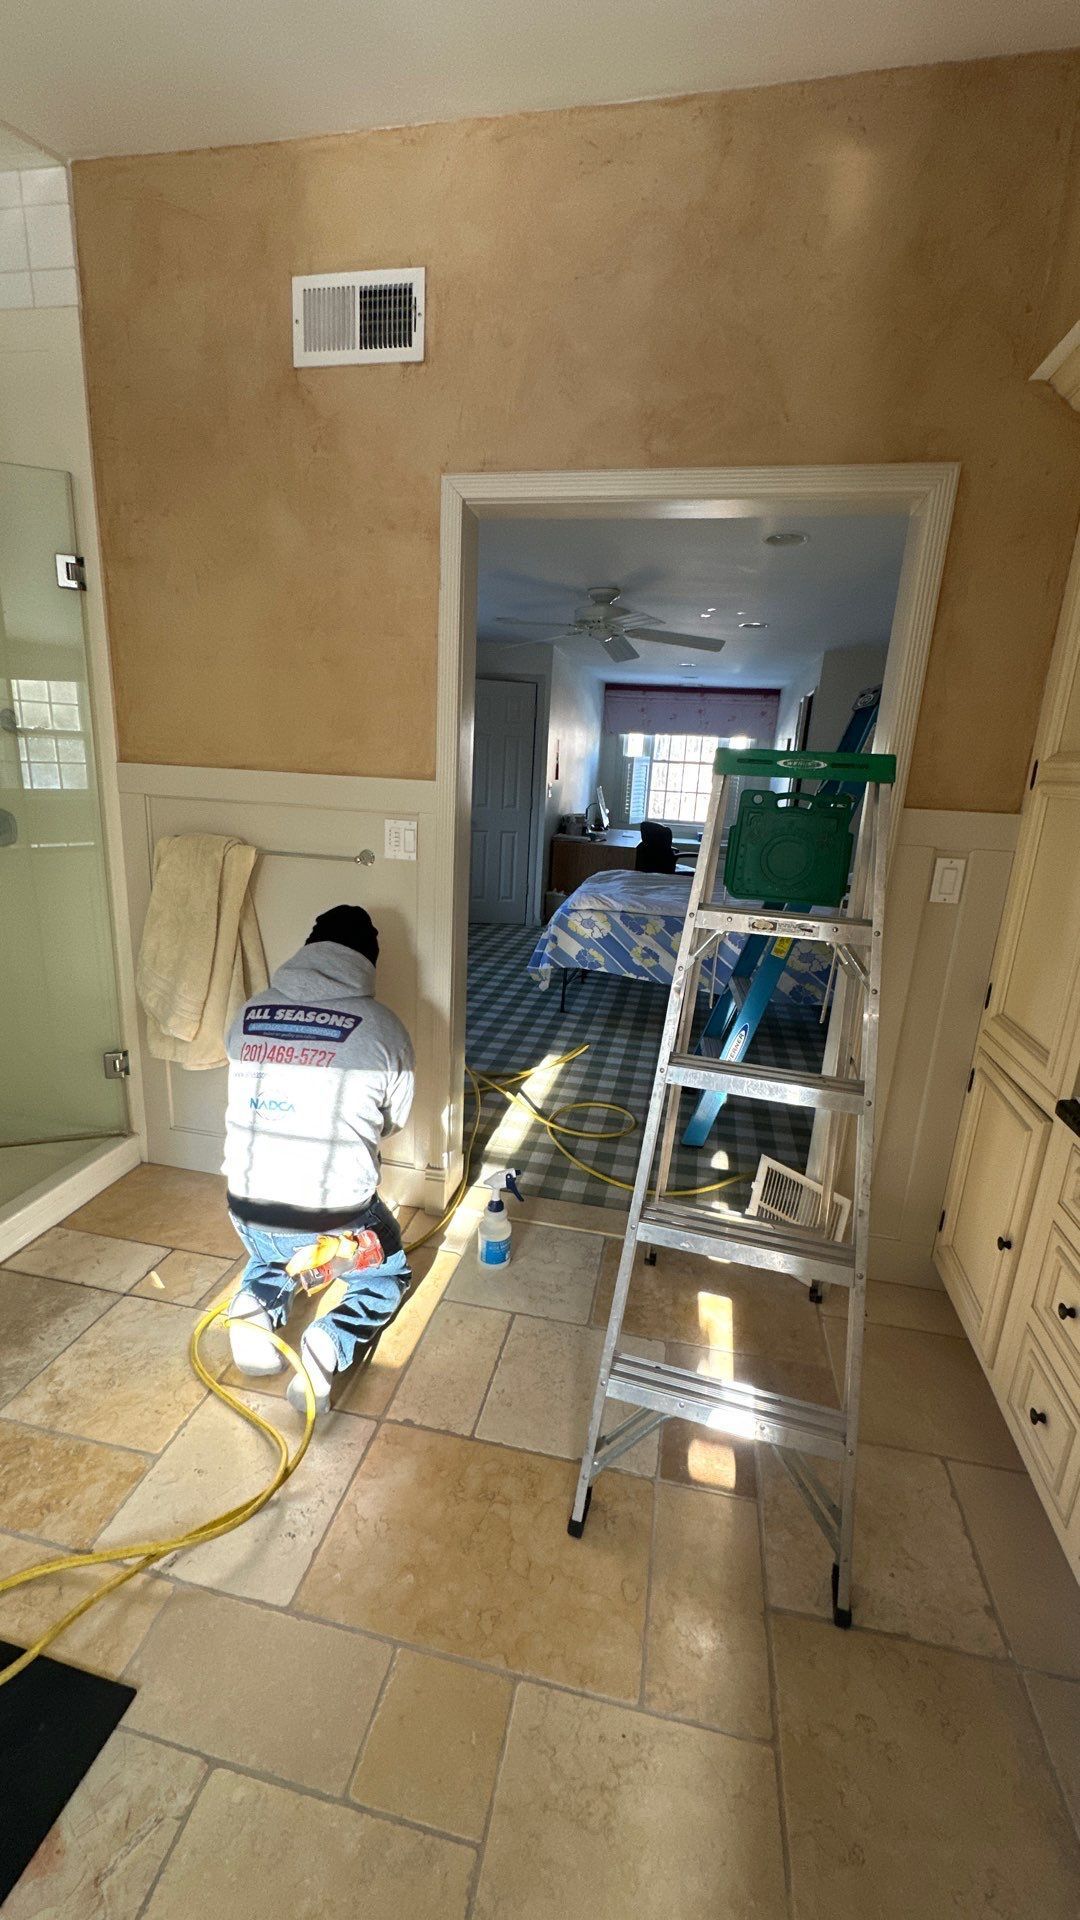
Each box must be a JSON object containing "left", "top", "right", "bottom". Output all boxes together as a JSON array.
[{"left": 223, "top": 942, "right": 414, "bottom": 1226}]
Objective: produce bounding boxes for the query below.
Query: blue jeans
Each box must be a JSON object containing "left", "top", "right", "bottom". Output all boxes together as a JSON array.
[{"left": 229, "top": 1195, "right": 411, "bottom": 1370}]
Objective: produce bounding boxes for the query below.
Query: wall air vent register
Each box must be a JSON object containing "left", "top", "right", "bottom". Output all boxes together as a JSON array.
[{"left": 292, "top": 269, "right": 425, "bottom": 367}]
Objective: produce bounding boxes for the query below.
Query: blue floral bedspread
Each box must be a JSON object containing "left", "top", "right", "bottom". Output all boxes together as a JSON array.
[{"left": 527, "top": 868, "right": 829, "bottom": 1006}]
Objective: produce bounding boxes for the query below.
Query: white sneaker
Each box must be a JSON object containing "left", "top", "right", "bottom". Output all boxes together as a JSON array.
[
  {"left": 287, "top": 1323, "right": 337, "bottom": 1416},
  {"left": 227, "top": 1291, "right": 283, "bottom": 1377}
]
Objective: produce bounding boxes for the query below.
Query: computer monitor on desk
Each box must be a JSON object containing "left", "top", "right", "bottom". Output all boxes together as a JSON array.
[{"left": 590, "top": 787, "right": 610, "bottom": 834}]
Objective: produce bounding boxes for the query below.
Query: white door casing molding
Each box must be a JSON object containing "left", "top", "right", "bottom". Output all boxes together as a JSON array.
[{"left": 430, "top": 464, "right": 960, "bottom": 1192}]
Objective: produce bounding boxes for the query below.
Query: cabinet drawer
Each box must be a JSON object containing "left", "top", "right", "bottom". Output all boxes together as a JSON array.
[
  {"left": 1005, "top": 1328, "right": 1080, "bottom": 1521},
  {"left": 1032, "top": 1223, "right": 1080, "bottom": 1388}
]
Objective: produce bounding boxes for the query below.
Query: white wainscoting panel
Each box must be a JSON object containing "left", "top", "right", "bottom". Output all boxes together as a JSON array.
[
  {"left": 871, "top": 809, "right": 1019, "bottom": 1286},
  {"left": 119, "top": 770, "right": 1017, "bottom": 1260},
  {"left": 117, "top": 763, "right": 443, "bottom": 1209}
]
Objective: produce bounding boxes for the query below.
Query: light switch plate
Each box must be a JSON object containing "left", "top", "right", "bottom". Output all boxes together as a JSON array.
[
  {"left": 929, "top": 854, "right": 965, "bottom": 905},
  {"left": 384, "top": 818, "right": 418, "bottom": 861}
]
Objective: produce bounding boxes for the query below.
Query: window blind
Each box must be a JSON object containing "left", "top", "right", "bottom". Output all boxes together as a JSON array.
[
  {"left": 626, "top": 755, "right": 650, "bottom": 824},
  {"left": 602, "top": 685, "right": 780, "bottom": 739}
]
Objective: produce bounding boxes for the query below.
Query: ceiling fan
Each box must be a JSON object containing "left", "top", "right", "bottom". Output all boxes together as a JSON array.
[{"left": 489, "top": 585, "right": 726, "bottom": 665}]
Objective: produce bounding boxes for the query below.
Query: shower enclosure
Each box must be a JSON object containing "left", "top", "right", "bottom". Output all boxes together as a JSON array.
[{"left": 0, "top": 459, "right": 128, "bottom": 1219}]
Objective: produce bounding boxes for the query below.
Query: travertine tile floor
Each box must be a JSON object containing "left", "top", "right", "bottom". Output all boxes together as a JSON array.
[{"left": 1, "top": 1165, "right": 1078, "bottom": 1918}]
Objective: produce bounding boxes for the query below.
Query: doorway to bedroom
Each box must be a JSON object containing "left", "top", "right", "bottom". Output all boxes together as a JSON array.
[{"left": 444, "top": 468, "right": 955, "bottom": 1216}]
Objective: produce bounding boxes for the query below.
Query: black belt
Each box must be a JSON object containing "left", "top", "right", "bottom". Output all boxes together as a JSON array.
[{"left": 227, "top": 1191, "right": 386, "bottom": 1234}]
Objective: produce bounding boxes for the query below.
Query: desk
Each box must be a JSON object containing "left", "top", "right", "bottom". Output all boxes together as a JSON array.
[
  {"left": 548, "top": 829, "right": 700, "bottom": 894},
  {"left": 549, "top": 832, "right": 636, "bottom": 894}
]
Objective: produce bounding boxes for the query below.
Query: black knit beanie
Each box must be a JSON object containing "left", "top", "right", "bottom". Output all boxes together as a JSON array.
[{"left": 306, "top": 905, "right": 379, "bottom": 968}]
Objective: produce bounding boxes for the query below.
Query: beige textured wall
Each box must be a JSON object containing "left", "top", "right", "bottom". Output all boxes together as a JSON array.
[{"left": 73, "top": 52, "right": 1080, "bottom": 809}]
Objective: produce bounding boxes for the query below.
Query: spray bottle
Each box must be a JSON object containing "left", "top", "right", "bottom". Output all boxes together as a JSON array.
[{"left": 478, "top": 1168, "right": 525, "bottom": 1266}]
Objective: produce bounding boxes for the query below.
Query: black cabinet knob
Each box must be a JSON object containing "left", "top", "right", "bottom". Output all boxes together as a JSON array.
[
  {"left": 1029, "top": 1407, "right": 1048, "bottom": 1426},
  {"left": 996, "top": 1235, "right": 1013, "bottom": 1251},
  {"left": 1058, "top": 1301, "right": 1078, "bottom": 1321}
]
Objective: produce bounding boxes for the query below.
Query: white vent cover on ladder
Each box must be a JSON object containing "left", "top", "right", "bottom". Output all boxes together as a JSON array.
[
  {"left": 292, "top": 269, "right": 425, "bottom": 367},
  {"left": 747, "top": 1156, "right": 851, "bottom": 1242}
]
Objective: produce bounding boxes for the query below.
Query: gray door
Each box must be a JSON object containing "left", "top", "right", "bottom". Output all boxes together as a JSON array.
[{"left": 470, "top": 678, "right": 537, "bottom": 924}]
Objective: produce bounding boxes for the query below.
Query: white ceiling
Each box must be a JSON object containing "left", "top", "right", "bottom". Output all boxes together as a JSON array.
[
  {"left": 477, "top": 512, "right": 909, "bottom": 686},
  {"left": 0, "top": 1, "right": 1076, "bottom": 158}
]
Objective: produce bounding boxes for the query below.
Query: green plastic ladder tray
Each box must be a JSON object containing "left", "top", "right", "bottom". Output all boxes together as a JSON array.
[{"left": 724, "top": 789, "right": 857, "bottom": 906}]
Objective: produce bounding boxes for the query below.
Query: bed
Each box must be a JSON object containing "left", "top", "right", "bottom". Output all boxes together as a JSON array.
[{"left": 526, "top": 867, "right": 834, "bottom": 1008}]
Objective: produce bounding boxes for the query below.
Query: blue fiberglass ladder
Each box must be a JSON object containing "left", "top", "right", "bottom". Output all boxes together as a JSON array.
[{"left": 681, "top": 688, "right": 881, "bottom": 1149}]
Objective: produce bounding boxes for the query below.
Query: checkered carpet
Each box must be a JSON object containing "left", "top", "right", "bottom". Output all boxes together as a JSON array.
[{"left": 464, "top": 923, "right": 826, "bottom": 1212}]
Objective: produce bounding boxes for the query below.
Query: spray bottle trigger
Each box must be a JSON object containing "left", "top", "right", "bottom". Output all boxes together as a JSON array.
[{"left": 505, "top": 1171, "right": 524, "bottom": 1204}]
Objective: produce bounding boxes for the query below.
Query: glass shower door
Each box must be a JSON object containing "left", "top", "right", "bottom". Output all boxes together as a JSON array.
[{"left": 0, "top": 459, "right": 127, "bottom": 1209}]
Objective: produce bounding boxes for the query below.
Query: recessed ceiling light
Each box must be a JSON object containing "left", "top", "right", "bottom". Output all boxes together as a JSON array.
[
  {"left": 699, "top": 613, "right": 711, "bottom": 620},
  {"left": 705, "top": 606, "right": 716, "bottom": 613},
  {"left": 739, "top": 621, "right": 768, "bottom": 630},
  {"left": 765, "top": 532, "right": 808, "bottom": 547},
  {"left": 679, "top": 660, "right": 693, "bottom": 667}
]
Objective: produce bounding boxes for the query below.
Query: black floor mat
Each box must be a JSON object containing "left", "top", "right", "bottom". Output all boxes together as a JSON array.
[{"left": 0, "top": 1639, "right": 135, "bottom": 1902}]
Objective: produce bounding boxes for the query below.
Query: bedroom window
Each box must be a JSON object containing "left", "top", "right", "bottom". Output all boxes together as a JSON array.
[
  {"left": 646, "top": 734, "right": 720, "bottom": 824},
  {"left": 12, "top": 677, "right": 88, "bottom": 791}
]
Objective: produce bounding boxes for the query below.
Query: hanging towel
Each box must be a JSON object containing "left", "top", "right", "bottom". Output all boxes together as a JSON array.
[{"left": 137, "top": 833, "right": 268, "bottom": 1070}]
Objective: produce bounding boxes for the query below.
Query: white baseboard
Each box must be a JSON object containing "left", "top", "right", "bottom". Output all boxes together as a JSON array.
[{"left": 0, "top": 1135, "right": 141, "bottom": 1263}]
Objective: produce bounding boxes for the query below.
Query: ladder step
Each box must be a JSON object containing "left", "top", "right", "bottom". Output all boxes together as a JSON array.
[
  {"left": 667, "top": 1054, "right": 866, "bottom": 1112},
  {"left": 606, "top": 1353, "right": 847, "bottom": 1459},
  {"left": 696, "top": 906, "right": 874, "bottom": 946},
  {"left": 637, "top": 1200, "right": 857, "bottom": 1287}
]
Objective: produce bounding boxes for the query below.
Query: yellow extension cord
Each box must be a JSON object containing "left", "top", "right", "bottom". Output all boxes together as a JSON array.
[{"left": 0, "top": 1043, "right": 748, "bottom": 1688}]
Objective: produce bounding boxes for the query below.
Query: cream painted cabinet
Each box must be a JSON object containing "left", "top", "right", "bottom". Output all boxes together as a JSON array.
[
  {"left": 996, "top": 1126, "right": 1080, "bottom": 1571},
  {"left": 937, "top": 529, "right": 1080, "bottom": 1579},
  {"left": 981, "top": 780, "right": 1080, "bottom": 1104},
  {"left": 937, "top": 1053, "right": 1050, "bottom": 1363}
]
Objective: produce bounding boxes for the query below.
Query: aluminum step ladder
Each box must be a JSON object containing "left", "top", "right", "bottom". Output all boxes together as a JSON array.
[
  {"left": 568, "top": 744, "right": 895, "bottom": 1627},
  {"left": 682, "top": 685, "right": 882, "bottom": 1148}
]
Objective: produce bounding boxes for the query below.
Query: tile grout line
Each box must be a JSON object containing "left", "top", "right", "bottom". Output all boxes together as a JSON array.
[
  {"left": 636, "top": 1468, "right": 660, "bottom": 1710},
  {"left": 943, "top": 1455, "right": 1080, "bottom": 1838},
  {"left": 275, "top": 1395, "right": 384, "bottom": 1604},
  {"left": 1017, "top": 1667, "right": 1080, "bottom": 1846},
  {"left": 0, "top": 1406, "right": 158, "bottom": 1462},
  {"left": 248, "top": 1575, "right": 783, "bottom": 1748},
  {"left": 765, "top": 1601, "right": 1043, "bottom": 1670},
  {"left": 468, "top": 1308, "right": 517, "bottom": 1438},
  {"left": 85, "top": 1319, "right": 384, "bottom": 1631},
  {"left": 131, "top": 1749, "right": 216, "bottom": 1920},
  {"left": 942, "top": 1457, "right": 1018, "bottom": 1663},
  {"left": 755, "top": 1452, "right": 797, "bottom": 1920},
  {"left": 8, "top": 1254, "right": 1031, "bottom": 1686},
  {"left": 122, "top": 1728, "right": 480, "bottom": 1856},
  {"left": 127, "top": 1538, "right": 780, "bottom": 1753},
  {"left": 342, "top": 1642, "right": 400, "bottom": 1791},
  {"left": 464, "top": 1676, "right": 521, "bottom": 1920},
  {"left": 0, "top": 1281, "right": 121, "bottom": 1418},
  {"left": 15, "top": 1205, "right": 1074, "bottom": 1909}
]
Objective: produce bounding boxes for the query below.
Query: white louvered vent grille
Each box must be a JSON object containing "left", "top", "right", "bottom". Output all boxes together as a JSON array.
[{"left": 292, "top": 269, "right": 425, "bottom": 367}]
